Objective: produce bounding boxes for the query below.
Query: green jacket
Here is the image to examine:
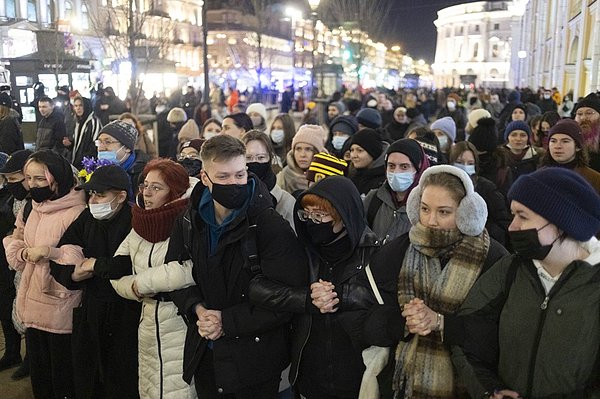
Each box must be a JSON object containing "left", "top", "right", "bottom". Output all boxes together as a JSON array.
[{"left": 454, "top": 254, "right": 600, "bottom": 398}]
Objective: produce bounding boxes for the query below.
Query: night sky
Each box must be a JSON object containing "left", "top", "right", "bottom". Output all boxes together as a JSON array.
[{"left": 381, "top": 0, "right": 481, "bottom": 62}]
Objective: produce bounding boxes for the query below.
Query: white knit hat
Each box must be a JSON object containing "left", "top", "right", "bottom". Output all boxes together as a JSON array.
[{"left": 246, "top": 103, "right": 267, "bottom": 120}]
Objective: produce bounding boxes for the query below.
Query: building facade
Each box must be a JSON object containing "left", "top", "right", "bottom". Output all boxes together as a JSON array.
[
  {"left": 515, "top": 0, "right": 600, "bottom": 98},
  {"left": 432, "top": 1, "right": 521, "bottom": 88}
]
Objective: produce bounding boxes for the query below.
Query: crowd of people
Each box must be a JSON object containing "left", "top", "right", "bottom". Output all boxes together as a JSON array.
[{"left": 0, "top": 82, "right": 599, "bottom": 399}]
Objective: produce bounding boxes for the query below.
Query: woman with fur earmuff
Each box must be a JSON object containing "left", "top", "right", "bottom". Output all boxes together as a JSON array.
[{"left": 361, "top": 165, "right": 508, "bottom": 398}]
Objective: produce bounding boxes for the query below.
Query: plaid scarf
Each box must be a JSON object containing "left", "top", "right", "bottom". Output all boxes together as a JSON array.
[{"left": 393, "top": 223, "right": 490, "bottom": 398}]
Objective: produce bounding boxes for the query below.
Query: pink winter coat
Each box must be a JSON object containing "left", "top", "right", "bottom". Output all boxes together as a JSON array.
[{"left": 3, "top": 189, "right": 86, "bottom": 334}]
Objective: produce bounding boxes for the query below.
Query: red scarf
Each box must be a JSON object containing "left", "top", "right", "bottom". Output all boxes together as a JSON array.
[{"left": 131, "top": 198, "right": 189, "bottom": 243}]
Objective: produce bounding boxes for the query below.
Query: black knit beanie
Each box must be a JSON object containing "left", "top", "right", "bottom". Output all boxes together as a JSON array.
[
  {"left": 386, "top": 138, "right": 424, "bottom": 170},
  {"left": 351, "top": 128, "right": 383, "bottom": 160},
  {"left": 468, "top": 117, "right": 498, "bottom": 153}
]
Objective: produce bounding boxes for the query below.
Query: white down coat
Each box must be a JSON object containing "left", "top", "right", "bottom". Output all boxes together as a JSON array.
[{"left": 111, "top": 179, "right": 198, "bottom": 399}]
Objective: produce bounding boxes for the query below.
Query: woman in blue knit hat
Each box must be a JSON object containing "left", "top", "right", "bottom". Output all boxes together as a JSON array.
[
  {"left": 502, "top": 120, "right": 544, "bottom": 182},
  {"left": 455, "top": 167, "right": 600, "bottom": 399}
]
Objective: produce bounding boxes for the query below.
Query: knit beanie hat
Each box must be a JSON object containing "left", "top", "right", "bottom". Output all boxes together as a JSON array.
[
  {"left": 306, "top": 152, "right": 348, "bottom": 183},
  {"left": 386, "top": 138, "right": 425, "bottom": 170},
  {"left": 100, "top": 120, "right": 139, "bottom": 151},
  {"left": 415, "top": 138, "right": 439, "bottom": 165},
  {"left": 0, "top": 152, "right": 8, "bottom": 170},
  {"left": 508, "top": 167, "right": 600, "bottom": 241},
  {"left": 178, "top": 119, "right": 200, "bottom": 142},
  {"left": 0, "top": 149, "right": 33, "bottom": 174},
  {"left": 430, "top": 116, "right": 456, "bottom": 142},
  {"left": 512, "top": 104, "right": 528, "bottom": 120},
  {"left": 504, "top": 120, "right": 531, "bottom": 141},
  {"left": 180, "top": 139, "right": 205, "bottom": 153},
  {"left": 548, "top": 119, "right": 584, "bottom": 149},
  {"left": 356, "top": 108, "right": 382, "bottom": 129},
  {"left": 246, "top": 103, "right": 267, "bottom": 120},
  {"left": 0, "top": 92, "right": 12, "bottom": 107},
  {"left": 167, "top": 107, "right": 188, "bottom": 123},
  {"left": 468, "top": 117, "right": 498, "bottom": 153},
  {"left": 574, "top": 93, "right": 600, "bottom": 114},
  {"left": 331, "top": 101, "right": 346, "bottom": 114},
  {"left": 351, "top": 128, "right": 383, "bottom": 160},
  {"left": 330, "top": 115, "right": 359, "bottom": 137},
  {"left": 292, "top": 125, "right": 327, "bottom": 153},
  {"left": 467, "top": 108, "right": 492, "bottom": 131},
  {"left": 508, "top": 90, "right": 521, "bottom": 103}
]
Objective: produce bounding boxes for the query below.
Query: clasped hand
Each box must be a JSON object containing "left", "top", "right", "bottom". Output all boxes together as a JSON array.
[
  {"left": 196, "top": 305, "right": 224, "bottom": 341},
  {"left": 402, "top": 298, "right": 438, "bottom": 336},
  {"left": 72, "top": 258, "right": 95, "bottom": 282},
  {"left": 22, "top": 246, "right": 49, "bottom": 263},
  {"left": 311, "top": 279, "right": 339, "bottom": 313}
]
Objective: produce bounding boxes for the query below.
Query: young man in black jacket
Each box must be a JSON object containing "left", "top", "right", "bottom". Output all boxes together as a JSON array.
[{"left": 167, "top": 134, "right": 307, "bottom": 398}]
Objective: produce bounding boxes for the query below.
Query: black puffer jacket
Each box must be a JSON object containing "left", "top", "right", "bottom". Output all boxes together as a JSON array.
[
  {"left": 249, "top": 176, "right": 381, "bottom": 397},
  {"left": 168, "top": 174, "right": 308, "bottom": 393}
]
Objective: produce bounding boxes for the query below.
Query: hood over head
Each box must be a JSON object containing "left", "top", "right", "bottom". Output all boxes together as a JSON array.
[{"left": 294, "top": 175, "right": 365, "bottom": 251}]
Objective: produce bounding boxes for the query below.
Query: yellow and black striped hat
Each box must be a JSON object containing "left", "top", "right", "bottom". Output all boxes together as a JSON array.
[{"left": 306, "top": 152, "right": 348, "bottom": 183}]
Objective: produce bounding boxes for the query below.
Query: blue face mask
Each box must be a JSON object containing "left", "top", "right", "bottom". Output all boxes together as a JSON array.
[
  {"left": 453, "top": 163, "right": 476, "bottom": 176},
  {"left": 387, "top": 171, "right": 415, "bottom": 192},
  {"left": 332, "top": 135, "right": 349, "bottom": 150},
  {"left": 98, "top": 150, "right": 119, "bottom": 164}
]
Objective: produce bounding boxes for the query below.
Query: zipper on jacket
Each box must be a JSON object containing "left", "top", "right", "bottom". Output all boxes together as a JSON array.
[
  {"left": 525, "top": 266, "right": 576, "bottom": 397},
  {"left": 155, "top": 302, "right": 164, "bottom": 399}
]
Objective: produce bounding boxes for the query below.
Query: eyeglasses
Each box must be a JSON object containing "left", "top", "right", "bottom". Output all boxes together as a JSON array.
[
  {"left": 297, "top": 209, "right": 331, "bottom": 224},
  {"left": 245, "top": 154, "right": 269, "bottom": 163},
  {"left": 95, "top": 139, "right": 120, "bottom": 147},
  {"left": 138, "top": 183, "right": 165, "bottom": 193},
  {"left": 575, "top": 110, "right": 599, "bottom": 118},
  {"left": 178, "top": 153, "right": 199, "bottom": 160}
]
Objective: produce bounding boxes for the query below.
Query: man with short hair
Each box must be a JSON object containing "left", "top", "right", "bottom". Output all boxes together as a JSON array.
[
  {"left": 35, "top": 97, "right": 67, "bottom": 152},
  {"left": 168, "top": 134, "right": 307, "bottom": 398}
]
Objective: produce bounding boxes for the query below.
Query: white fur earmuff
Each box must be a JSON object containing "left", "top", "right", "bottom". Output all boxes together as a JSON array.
[{"left": 406, "top": 165, "right": 488, "bottom": 236}]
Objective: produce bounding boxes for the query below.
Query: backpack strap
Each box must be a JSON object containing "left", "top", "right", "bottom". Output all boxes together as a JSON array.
[
  {"left": 503, "top": 256, "right": 519, "bottom": 297},
  {"left": 366, "top": 194, "right": 383, "bottom": 228},
  {"left": 22, "top": 199, "right": 33, "bottom": 224}
]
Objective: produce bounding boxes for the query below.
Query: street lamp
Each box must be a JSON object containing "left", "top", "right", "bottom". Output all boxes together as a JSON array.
[{"left": 308, "top": 0, "right": 320, "bottom": 99}]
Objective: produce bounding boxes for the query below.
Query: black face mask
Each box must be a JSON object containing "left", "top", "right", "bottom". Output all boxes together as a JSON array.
[
  {"left": 6, "top": 180, "right": 29, "bottom": 201},
  {"left": 509, "top": 223, "right": 559, "bottom": 260},
  {"left": 247, "top": 162, "right": 271, "bottom": 180},
  {"left": 179, "top": 158, "right": 202, "bottom": 177},
  {"left": 207, "top": 174, "right": 250, "bottom": 210},
  {"left": 30, "top": 186, "right": 55, "bottom": 203},
  {"left": 306, "top": 221, "right": 342, "bottom": 246}
]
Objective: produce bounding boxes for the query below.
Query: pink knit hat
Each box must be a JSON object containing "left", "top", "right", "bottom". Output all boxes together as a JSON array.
[{"left": 292, "top": 124, "right": 327, "bottom": 153}]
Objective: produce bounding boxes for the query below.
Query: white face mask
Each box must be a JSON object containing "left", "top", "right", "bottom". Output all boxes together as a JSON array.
[
  {"left": 447, "top": 101, "right": 456, "bottom": 111},
  {"left": 453, "top": 163, "right": 476, "bottom": 176},
  {"left": 89, "top": 197, "right": 118, "bottom": 220},
  {"left": 270, "top": 129, "right": 285, "bottom": 144}
]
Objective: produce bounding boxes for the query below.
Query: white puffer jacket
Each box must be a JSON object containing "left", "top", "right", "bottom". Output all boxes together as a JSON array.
[{"left": 111, "top": 178, "right": 198, "bottom": 399}]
